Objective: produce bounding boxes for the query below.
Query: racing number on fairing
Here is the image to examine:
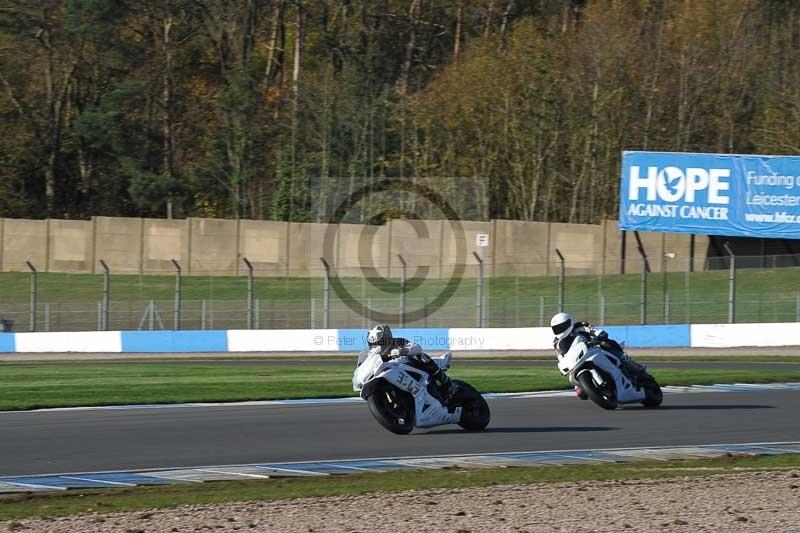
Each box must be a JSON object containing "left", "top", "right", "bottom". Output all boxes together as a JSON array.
[{"left": 397, "top": 372, "right": 422, "bottom": 395}]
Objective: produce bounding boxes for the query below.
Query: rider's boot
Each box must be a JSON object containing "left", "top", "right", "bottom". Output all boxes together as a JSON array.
[
  {"left": 621, "top": 354, "right": 649, "bottom": 383},
  {"left": 433, "top": 370, "right": 459, "bottom": 405}
]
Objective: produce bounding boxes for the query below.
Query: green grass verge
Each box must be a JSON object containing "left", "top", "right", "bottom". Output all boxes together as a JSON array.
[
  {"left": 1, "top": 454, "right": 798, "bottom": 522},
  {"left": 1, "top": 362, "right": 800, "bottom": 411}
]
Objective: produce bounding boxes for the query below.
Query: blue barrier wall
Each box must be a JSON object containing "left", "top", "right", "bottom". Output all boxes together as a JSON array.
[
  {"left": 1, "top": 323, "right": 791, "bottom": 353},
  {"left": 0, "top": 333, "right": 14, "bottom": 353},
  {"left": 603, "top": 325, "right": 691, "bottom": 348},
  {"left": 120, "top": 331, "right": 228, "bottom": 353}
]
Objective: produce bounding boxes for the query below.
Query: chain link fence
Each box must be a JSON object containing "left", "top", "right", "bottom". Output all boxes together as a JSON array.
[{"left": 1, "top": 254, "right": 799, "bottom": 332}]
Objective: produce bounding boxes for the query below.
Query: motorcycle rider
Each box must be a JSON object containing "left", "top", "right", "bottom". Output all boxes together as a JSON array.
[
  {"left": 367, "top": 324, "right": 459, "bottom": 403},
  {"left": 550, "top": 312, "right": 649, "bottom": 399}
]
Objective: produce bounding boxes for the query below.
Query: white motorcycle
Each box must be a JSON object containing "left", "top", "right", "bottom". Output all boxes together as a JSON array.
[
  {"left": 557, "top": 340, "right": 663, "bottom": 410},
  {"left": 353, "top": 347, "right": 490, "bottom": 434}
]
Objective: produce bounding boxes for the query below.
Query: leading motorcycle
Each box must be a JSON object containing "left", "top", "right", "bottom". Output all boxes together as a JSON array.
[{"left": 353, "top": 346, "right": 490, "bottom": 434}]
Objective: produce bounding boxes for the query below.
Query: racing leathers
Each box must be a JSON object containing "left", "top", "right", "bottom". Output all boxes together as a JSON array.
[
  {"left": 554, "top": 322, "right": 650, "bottom": 388},
  {"left": 381, "top": 337, "right": 458, "bottom": 404}
]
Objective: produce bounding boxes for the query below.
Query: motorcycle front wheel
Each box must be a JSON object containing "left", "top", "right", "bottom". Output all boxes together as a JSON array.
[
  {"left": 577, "top": 371, "right": 618, "bottom": 410},
  {"left": 366, "top": 380, "right": 414, "bottom": 435},
  {"left": 453, "top": 380, "right": 491, "bottom": 431}
]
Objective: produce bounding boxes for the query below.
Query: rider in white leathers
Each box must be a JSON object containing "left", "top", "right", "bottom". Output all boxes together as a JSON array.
[
  {"left": 550, "top": 312, "right": 648, "bottom": 399},
  {"left": 367, "top": 324, "right": 459, "bottom": 403}
]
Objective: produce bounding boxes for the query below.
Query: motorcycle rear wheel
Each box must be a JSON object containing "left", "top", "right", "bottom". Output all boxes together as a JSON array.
[
  {"left": 641, "top": 380, "right": 663, "bottom": 407},
  {"left": 367, "top": 381, "right": 414, "bottom": 435},
  {"left": 577, "top": 371, "right": 618, "bottom": 410},
  {"left": 453, "top": 380, "right": 491, "bottom": 431}
]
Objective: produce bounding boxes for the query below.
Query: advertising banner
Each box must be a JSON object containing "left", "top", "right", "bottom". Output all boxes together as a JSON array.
[{"left": 620, "top": 151, "right": 800, "bottom": 238}]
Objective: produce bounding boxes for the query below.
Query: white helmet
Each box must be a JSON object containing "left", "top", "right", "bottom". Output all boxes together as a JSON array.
[{"left": 550, "top": 312, "right": 574, "bottom": 340}]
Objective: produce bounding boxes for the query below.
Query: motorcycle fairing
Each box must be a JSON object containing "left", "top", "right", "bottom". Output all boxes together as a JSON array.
[
  {"left": 354, "top": 348, "right": 462, "bottom": 428},
  {"left": 576, "top": 349, "right": 646, "bottom": 403}
]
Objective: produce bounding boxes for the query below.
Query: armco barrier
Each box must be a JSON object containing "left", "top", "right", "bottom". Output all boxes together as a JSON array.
[{"left": 0, "top": 323, "right": 798, "bottom": 353}]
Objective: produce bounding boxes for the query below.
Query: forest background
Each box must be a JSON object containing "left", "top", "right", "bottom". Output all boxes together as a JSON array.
[{"left": 1, "top": 0, "right": 799, "bottom": 225}]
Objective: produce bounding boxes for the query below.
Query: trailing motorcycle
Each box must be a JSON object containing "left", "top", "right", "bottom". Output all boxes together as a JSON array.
[
  {"left": 557, "top": 341, "right": 663, "bottom": 410},
  {"left": 353, "top": 346, "right": 490, "bottom": 434}
]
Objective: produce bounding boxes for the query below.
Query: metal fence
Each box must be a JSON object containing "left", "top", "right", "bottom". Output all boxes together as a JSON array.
[{"left": 1, "top": 253, "right": 799, "bottom": 332}]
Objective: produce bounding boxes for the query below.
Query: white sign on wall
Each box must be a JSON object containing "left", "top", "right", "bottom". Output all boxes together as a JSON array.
[{"left": 475, "top": 233, "right": 490, "bottom": 247}]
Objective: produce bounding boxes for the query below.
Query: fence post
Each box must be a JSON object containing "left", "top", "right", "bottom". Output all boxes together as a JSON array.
[
  {"left": 99, "top": 259, "right": 110, "bottom": 331},
  {"left": 398, "top": 254, "right": 407, "bottom": 328},
  {"left": 243, "top": 257, "right": 254, "bottom": 329},
  {"left": 171, "top": 259, "right": 181, "bottom": 330},
  {"left": 555, "top": 249, "right": 565, "bottom": 312},
  {"left": 662, "top": 253, "right": 674, "bottom": 324},
  {"left": 44, "top": 303, "right": 50, "bottom": 332},
  {"left": 201, "top": 299, "right": 207, "bottom": 330},
  {"left": 539, "top": 296, "right": 545, "bottom": 326},
  {"left": 26, "top": 261, "right": 36, "bottom": 332},
  {"left": 473, "top": 251, "right": 484, "bottom": 327},
  {"left": 724, "top": 243, "right": 736, "bottom": 324},
  {"left": 255, "top": 298, "right": 261, "bottom": 329},
  {"left": 796, "top": 291, "right": 800, "bottom": 322},
  {"left": 636, "top": 246, "right": 648, "bottom": 325},
  {"left": 310, "top": 298, "right": 317, "bottom": 329},
  {"left": 320, "top": 258, "right": 330, "bottom": 329},
  {"left": 600, "top": 294, "right": 606, "bottom": 325}
]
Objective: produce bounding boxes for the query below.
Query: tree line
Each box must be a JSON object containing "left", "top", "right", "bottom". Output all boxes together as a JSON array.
[{"left": 1, "top": 0, "right": 799, "bottom": 224}]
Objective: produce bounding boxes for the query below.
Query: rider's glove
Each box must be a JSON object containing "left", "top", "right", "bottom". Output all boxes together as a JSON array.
[{"left": 389, "top": 348, "right": 401, "bottom": 358}]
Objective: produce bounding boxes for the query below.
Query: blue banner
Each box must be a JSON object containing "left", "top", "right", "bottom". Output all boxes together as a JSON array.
[{"left": 620, "top": 151, "right": 800, "bottom": 238}]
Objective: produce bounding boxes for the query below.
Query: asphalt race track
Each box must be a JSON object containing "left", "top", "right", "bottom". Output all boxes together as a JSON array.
[{"left": 1, "top": 387, "right": 798, "bottom": 477}]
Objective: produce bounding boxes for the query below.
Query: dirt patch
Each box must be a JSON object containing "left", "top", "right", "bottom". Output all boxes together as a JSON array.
[{"left": 4, "top": 470, "right": 800, "bottom": 532}]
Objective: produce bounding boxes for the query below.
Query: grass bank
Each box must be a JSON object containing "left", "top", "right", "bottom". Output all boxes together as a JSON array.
[
  {"left": 1, "top": 361, "right": 799, "bottom": 411},
  {"left": 1, "top": 454, "right": 798, "bottom": 521},
  {"left": 1, "top": 266, "right": 799, "bottom": 326}
]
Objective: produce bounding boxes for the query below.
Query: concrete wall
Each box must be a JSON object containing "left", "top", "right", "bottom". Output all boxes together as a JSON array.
[
  {"left": 1, "top": 219, "right": 48, "bottom": 271},
  {"left": 388, "top": 219, "right": 444, "bottom": 277},
  {"left": 492, "top": 220, "right": 550, "bottom": 277},
  {"left": 190, "top": 218, "right": 239, "bottom": 274},
  {"left": 549, "top": 221, "right": 606, "bottom": 275},
  {"left": 47, "top": 219, "right": 93, "bottom": 273},
  {"left": 333, "top": 223, "right": 389, "bottom": 278},
  {"left": 239, "top": 220, "right": 288, "bottom": 275},
  {"left": 287, "top": 222, "right": 334, "bottom": 277},
  {"left": 142, "top": 219, "right": 190, "bottom": 274},
  {"left": 0, "top": 216, "right": 709, "bottom": 278},
  {"left": 93, "top": 217, "right": 142, "bottom": 274}
]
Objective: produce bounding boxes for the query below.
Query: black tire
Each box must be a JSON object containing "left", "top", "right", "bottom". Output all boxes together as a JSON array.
[
  {"left": 641, "top": 380, "right": 663, "bottom": 407},
  {"left": 453, "top": 380, "right": 491, "bottom": 431},
  {"left": 577, "top": 371, "right": 618, "bottom": 410},
  {"left": 366, "top": 380, "right": 414, "bottom": 435}
]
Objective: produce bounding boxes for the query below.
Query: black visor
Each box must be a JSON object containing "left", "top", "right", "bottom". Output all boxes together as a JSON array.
[{"left": 552, "top": 320, "right": 572, "bottom": 335}]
